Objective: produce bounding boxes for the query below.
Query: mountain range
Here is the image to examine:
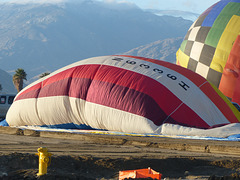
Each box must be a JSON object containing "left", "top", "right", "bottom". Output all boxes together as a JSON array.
[
  {"left": 123, "top": 37, "right": 183, "bottom": 63},
  {"left": 0, "top": 0, "right": 192, "bottom": 86},
  {"left": 0, "top": 69, "right": 16, "bottom": 94}
]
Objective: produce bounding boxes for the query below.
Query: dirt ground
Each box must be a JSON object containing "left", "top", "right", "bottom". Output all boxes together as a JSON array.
[{"left": 1, "top": 128, "right": 240, "bottom": 179}]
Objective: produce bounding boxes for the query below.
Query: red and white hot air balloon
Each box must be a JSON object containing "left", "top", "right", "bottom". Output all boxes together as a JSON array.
[{"left": 5, "top": 55, "right": 240, "bottom": 137}]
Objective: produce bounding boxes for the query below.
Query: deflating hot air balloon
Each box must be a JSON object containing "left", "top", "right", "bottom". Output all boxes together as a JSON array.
[
  {"left": 5, "top": 55, "right": 240, "bottom": 137},
  {"left": 176, "top": 0, "right": 240, "bottom": 103}
]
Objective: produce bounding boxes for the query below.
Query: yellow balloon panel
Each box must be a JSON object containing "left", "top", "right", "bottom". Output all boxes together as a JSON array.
[
  {"left": 176, "top": 49, "right": 189, "bottom": 68},
  {"left": 210, "top": 15, "right": 240, "bottom": 73}
]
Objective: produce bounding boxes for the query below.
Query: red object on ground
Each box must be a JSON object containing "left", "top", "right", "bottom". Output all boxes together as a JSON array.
[{"left": 119, "top": 167, "right": 162, "bottom": 180}]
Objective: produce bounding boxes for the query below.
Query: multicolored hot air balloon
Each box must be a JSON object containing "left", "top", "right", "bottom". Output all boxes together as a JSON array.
[
  {"left": 176, "top": 0, "right": 240, "bottom": 103},
  {"left": 5, "top": 55, "right": 240, "bottom": 137}
]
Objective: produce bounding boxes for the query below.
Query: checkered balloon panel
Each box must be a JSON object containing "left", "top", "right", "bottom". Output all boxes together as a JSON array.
[{"left": 177, "top": 0, "right": 240, "bottom": 102}]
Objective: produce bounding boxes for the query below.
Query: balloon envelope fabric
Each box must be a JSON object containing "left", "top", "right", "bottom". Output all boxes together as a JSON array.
[
  {"left": 6, "top": 55, "right": 240, "bottom": 137},
  {"left": 176, "top": 0, "right": 240, "bottom": 104}
]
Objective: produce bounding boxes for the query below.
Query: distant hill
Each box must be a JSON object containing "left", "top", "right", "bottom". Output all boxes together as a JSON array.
[
  {"left": 122, "top": 37, "right": 183, "bottom": 63},
  {"left": 0, "top": 69, "right": 16, "bottom": 94},
  {"left": 0, "top": 0, "right": 192, "bottom": 83},
  {"left": 145, "top": 9, "right": 199, "bottom": 22}
]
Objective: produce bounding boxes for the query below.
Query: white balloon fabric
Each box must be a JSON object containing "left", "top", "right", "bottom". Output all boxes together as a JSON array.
[{"left": 6, "top": 55, "right": 240, "bottom": 137}]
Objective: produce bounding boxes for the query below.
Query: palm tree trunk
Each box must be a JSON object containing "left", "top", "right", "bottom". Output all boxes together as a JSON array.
[{"left": 13, "top": 79, "right": 23, "bottom": 92}]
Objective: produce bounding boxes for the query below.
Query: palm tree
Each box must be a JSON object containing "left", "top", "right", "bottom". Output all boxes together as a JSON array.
[
  {"left": 13, "top": 68, "right": 27, "bottom": 92},
  {"left": 39, "top": 72, "right": 50, "bottom": 79}
]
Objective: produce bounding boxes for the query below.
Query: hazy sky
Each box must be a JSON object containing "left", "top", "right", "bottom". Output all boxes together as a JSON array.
[
  {"left": 100, "top": 0, "right": 220, "bottom": 14},
  {"left": 1, "top": 0, "right": 221, "bottom": 14}
]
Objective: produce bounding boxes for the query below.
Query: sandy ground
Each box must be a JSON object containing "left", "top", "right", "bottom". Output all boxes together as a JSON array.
[{"left": 0, "top": 127, "right": 240, "bottom": 179}]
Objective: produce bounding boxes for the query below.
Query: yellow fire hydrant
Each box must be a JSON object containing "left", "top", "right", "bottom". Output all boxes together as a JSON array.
[{"left": 35, "top": 147, "right": 52, "bottom": 176}]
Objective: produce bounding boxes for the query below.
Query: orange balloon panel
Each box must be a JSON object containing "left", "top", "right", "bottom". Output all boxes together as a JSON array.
[{"left": 219, "top": 35, "right": 240, "bottom": 101}]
